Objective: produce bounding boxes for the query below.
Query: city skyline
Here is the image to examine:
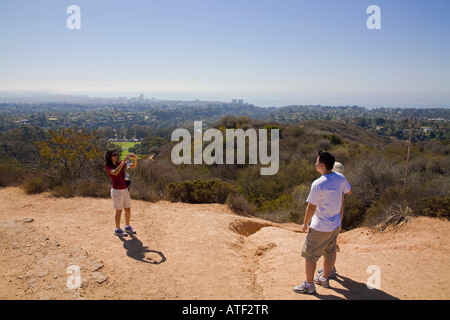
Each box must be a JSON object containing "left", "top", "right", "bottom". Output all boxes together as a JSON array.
[{"left": 1, "top": 0, "right": 449, "bottom": 108}]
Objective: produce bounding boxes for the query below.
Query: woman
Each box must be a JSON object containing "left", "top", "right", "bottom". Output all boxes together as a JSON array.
[{"left": 105, "top": 150, "right": 138, "bottom": 237}]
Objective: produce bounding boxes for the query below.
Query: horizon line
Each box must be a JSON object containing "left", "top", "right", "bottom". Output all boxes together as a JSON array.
[{"left": 0, "top": 90, "right": 449, "bottom": 110}]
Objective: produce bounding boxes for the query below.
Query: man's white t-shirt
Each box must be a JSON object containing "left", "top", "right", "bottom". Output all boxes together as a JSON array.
[{"left": 306, "top": 172, "right": 351, "bottom": 232}]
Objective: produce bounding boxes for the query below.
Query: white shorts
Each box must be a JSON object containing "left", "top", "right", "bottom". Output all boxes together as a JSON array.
[{"left": 110, "top": 188, "right": 131, "bottom": 210}]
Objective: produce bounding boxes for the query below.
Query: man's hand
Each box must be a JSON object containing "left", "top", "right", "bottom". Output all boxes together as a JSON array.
[
  {"left": 302, "top": 203, "right": 317, "bottom": 233},
  {"left": 301, "top": 223, "right": 309, "bottom": 233}
]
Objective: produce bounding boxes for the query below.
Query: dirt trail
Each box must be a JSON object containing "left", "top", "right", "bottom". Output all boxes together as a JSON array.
[{"left": 0, "top": 187, "right": 448, "bottom": 300}]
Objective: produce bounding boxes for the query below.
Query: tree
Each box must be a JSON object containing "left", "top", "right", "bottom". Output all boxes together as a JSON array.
[
  {"left": 375, "top": 117, "right": 386, "bottom": 125},
  {"left": 36, "top": 127, "right": 102, "bottom": 179}
]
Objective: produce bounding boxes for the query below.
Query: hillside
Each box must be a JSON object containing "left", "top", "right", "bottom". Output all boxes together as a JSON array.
[{"left": 0, "top": 187, "right": 448, "bottom": 300}]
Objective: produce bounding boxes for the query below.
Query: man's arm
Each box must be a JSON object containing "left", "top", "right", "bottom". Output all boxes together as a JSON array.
[{"left": 302, "top": 203, "right": 317, "bottom": 233}]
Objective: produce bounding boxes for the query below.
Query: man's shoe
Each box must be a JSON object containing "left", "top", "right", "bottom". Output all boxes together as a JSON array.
[
  {"left": 314, "top": 275, "right": 330, "bottom": 288},
  {"left": 317, "top": 267, "right": 337, "bottom": 279},
  {"left": 293, "top": 281, "right": 316, "bottom": 294}
]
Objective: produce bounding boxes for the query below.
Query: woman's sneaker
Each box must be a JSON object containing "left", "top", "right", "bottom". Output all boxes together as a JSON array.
[
  {"left": 293, "top": 281, "right": 316, "bottom": 294},
  {"left": 125, "top": 225, "right": 136, "bottom": 234},
  {"left": 114, "top": 228, "right": 128, "bottom": 237}
]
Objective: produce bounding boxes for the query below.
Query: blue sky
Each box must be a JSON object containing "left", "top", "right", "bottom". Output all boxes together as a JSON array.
[{"left": 0, "top": 0, "right": 449, "bottom": 107}]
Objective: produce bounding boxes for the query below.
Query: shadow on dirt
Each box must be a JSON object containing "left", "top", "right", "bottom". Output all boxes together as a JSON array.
[
  {"left": 315, "top": 274, "right": 400, "bottom": 300},
  {"left": 119, "top": 234, "right": 166, "bottom": 265}
]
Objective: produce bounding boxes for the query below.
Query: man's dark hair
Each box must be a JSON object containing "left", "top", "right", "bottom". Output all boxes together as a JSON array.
[{"left": 318, "top": 151, "right": 335, "bottom": 171}]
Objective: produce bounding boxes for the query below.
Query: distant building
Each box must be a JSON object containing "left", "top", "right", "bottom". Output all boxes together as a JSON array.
[
  {"left": 140, "top": 94, "right": 144, "bottom": 100},
  {"left": 17, "top": 119, "right": 30, "bottom": 125}
]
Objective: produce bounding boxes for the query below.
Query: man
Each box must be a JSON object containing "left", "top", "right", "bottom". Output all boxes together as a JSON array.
[{"left": 293, "top": 152, "right": 351, "bottom": 294}]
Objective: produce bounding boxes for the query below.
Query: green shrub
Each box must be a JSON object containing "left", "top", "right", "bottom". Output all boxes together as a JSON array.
[
  {"left": 257, "top": 193, "right": 298, "bottom": 223},
  {"left": 322, "top": 133, "right": 344, "bottom": 145},
  {"left": 77, "top": 177, "right": 111, "bottom": 198},
  {"left": 260, "top": 194, "right": 294, "bottom": 213},
  {"left": 51, "top": 183, "right": 77, "bottom": 198},
  {"left": 21, "top": 176, "right": 46, "bottom": 194},
  {"left": 416, "top": 196, "right": 450, "bottom": 219},
  {"left": 264, "top": 124, "right": 281, "bottom": 136},
  {"left": 0, "top": 156, "right": 26, "bottom": 187},
  {"left": 226, "top": 193, "right": 255, "bottom": 215},
  {"left": 341, "top": 196, "right": 365, "bottom": 230},
  {"left": 166, "top": 179, "right": 235, "bottom": 204}
]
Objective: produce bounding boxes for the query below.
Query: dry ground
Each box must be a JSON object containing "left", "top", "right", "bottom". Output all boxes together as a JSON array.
[{"left": 0, "top": 187, "right": 448, "bottom": 300}]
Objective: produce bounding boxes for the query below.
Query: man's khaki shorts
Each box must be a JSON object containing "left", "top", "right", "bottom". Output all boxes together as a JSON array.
[
  {"left": 110, "top": 188, "right": 131, "bottom": 210},
  {"left": 301, "top": 227, "right": 340, "bottom": 262}
]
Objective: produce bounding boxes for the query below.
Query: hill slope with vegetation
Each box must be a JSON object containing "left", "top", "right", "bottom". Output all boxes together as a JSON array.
[{"left": 0, "top": 103, "right": 449, "bottom": 230}]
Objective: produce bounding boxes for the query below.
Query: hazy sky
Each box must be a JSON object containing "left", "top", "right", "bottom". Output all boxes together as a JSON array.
[{"left": 1, "top": 0, "right": 449, "bottom": 107}]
